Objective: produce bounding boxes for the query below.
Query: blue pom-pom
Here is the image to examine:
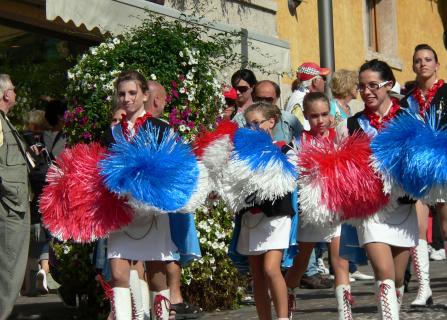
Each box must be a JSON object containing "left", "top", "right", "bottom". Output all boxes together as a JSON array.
[
  {"left": 100, "top": 125, "right": 199, "bottom": 212},
  {"left": 233, "top": 128, "right": 296, "bottom": 176},
  {"left": 372, "top": 108, "right": 447, "bottom": 198}
]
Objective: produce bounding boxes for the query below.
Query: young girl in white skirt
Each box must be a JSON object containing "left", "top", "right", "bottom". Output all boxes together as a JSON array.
[
  {"left": 102, "top": 70, "right": 178, "bottom": 320},
  {"left": 235, "top": 101, "right": 296, "bottom": 320},
  {"left": 348, "top": 59, "right": 419, "bottom": 319},
  {"left": 284, "top": 92, "right": 352, "bottom": 320}
]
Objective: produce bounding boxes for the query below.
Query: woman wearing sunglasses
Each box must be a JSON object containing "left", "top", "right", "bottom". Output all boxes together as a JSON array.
[
  {"left": 347, "top": 59, "right": 418, "bottom": 319},
  {"left": 400, "top": 43, "right": 447, "bottom": 308}
]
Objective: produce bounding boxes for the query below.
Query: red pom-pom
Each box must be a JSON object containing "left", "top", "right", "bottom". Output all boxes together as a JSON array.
[
  {"left": 298, "top": 133, "right": 389, "bottom": 222},
  {"left": 40, "top": 143, "right": 132, "bottom": 242},
  {"left": 193, "top": 120, "right": 238, "bottom": 157}
]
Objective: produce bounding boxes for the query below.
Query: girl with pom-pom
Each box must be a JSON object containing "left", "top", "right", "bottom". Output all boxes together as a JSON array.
[
  {"left": 234, "top": 101, "right": 296, "bottom": 320},
  {"left": 101, "top": 70, "right": 175, "bottom": 320},
  {"left": 349, "top": 60, "right": 419, "bottom": 318},
  {"left": 400, "top": 44, "right": 447, "bottom": 308},
  {"left": 284, "top": 92, "right": 354, "bottom": 320}
]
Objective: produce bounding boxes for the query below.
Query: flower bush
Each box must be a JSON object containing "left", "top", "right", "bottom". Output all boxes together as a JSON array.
[
  {"left": 64, "top": 14, "right": 239, "bottom": 144},
  {"left": 182, "top": 200, "right": 245, "bottom": 311}
]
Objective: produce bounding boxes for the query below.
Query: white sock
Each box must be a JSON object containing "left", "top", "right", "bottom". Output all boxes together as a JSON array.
[{"left": 140, "top": 279, "right": 150, "bottom": 319}]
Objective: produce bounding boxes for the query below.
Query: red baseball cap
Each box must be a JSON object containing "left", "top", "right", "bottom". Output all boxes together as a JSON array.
[
  {"left": 223, "top": 87, "right": 237, "bottom": 100},
  {"left": 296, "top": 62, "right": 331, "bottom": 82}
]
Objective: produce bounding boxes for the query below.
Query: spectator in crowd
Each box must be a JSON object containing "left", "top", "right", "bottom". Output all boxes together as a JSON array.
[
  {"left": 285, "top": 62, "right": 331, "bottom": 130},
  {"left": 222, "top": 87, "right": 237, "bottom": 120},
  {"left": 231, "top": 69, "right": 257, "bottom": 127},
  {"left": 0, "top": 74, "right": 31, "bottom": 320},
  {"left": 252, "top": 80, "right": 303, "bottom": 142}
]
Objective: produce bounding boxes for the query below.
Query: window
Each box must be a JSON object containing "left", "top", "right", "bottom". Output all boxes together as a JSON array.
[
  {"left": 363, "top": 0, "right": 402, "bottom": 69},
  {"left": 366, "top": 0, "right": 378, "bottom": 52}
]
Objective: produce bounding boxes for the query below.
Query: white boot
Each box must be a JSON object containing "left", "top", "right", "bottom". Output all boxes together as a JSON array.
[
  {"left": 335, "top": 285, "right": 354, "bottom": 320},
  {"left": 129, "top": 270, "right": 144, "bottom": 320},
  {"left": 287, "top": 287, "right": 299, "bottom": 319},
  {"left": 376, "top": 280, "right": 399, "bottom": 320},
  {"left": 150, "top": 289, "right": 171, "bottom": 320},
  {"left": 139, "top": 279, "right": 150, "bottom": 320},
  {"left": 112, "top": 287, "right": 133, "bottom": 320},
  {"left": 410, "top": 239, "right": 433, "bottom": 307},
  {"left": 396, "top": 285, "right": 404, "bottom": 312}
]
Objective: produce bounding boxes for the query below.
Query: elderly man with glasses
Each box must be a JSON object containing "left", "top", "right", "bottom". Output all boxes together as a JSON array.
[
  {"left": 285, "top": 62, "right": 331, "bottom": 131},
  {"left": 252, "top": 80, "right": 303, "bottom": 143},
  {"left": 0, "top": 74, "right": 31, "bottom": 320}
]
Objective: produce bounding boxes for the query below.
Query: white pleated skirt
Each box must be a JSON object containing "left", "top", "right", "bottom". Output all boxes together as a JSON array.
[
  {"left": 236, "top": 212, "right": 291, "bottom": 255},
  {"left": 298, "top": 221, "right": 341, "bottom": 243},
  {"left": 357, "top": 204, "right": 418, "bottom": 248},
  {"left": 108, "top": 213, "right": 177, "bottom": 261}
]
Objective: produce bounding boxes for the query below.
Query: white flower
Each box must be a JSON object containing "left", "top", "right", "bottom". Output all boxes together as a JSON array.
[
  {"left": 181, "top": 62, "right": 187, "bottom": 67},
  {"left": 186, "top": 72, "right": 194, "bottom": 80},
  {"left": 107, "top": 43, "right": 115, "bottom": 50},
  {"left": 179, "top": 124, "right": 186, "bottom": 132},
  {"left": 179, "top": 87, "right": 186, "bottom": 94},
  {"left": 202, "top": 207, "right": 208, "bottom": 214},
  {"left": 199, "top": 237, "right": 206, "bottom": 244},
  {"left": 67, "top": 71, "right": 74, "bottom": 80},
  {"left": 179, "top": 51, "right": 184, "bottom": 57},
  {"left": 211, "top": 242, "right": 219, "bottom": 249},
  {"left": 63, "top": 245, "right": 71, "bottom": 254},
  {"left": 99, "top": 43, "right": 107, "bottom": 49},
  {"left": 150, "top": 74, "right": 157, "bottom": 80},
  {"left": 113, "top": 37, "right": 121, "bottom": 45},
  {"left": 209, "top": 257, "right": 215, "bottom": 264},
  {"left": 207, "top": 218, "right": 214, "bottom": 224},
  {"left": 100, "top": 60, "right": 107, "bottom": 66},
  {"left": 90, "top": 47, "right": 98, "bottom": 55},
  {"left": 106, "top": 96, "right": 112, "bottom": 102},
  {"left": 119, "top": 62, "right": 124, "bottom": 68}
]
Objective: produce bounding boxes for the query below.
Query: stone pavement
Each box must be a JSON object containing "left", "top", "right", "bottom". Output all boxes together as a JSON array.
[{"left": 9, "top": 260, "right": 447, "bottom": 319}]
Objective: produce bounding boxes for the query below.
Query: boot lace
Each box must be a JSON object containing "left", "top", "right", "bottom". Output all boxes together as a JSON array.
[
  {"left": 288, "top": 291, "right": 296, "bottom": 319},
  {"left": 378, "top": 282, "right": 393, "bottom": 320},
  {"left": 343, "top": 288, "right": 354, "bottom": 320},
  {"left": 154, "top": 294, "right": 171, "bottom": 320}
]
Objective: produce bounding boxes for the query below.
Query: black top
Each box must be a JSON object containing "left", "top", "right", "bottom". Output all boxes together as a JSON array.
[
  {"left": 400, "top": 83, "right": 447, "bottom": 127},
  {"left": 101, "top": 117, "right": 171, "bottom": 148}
]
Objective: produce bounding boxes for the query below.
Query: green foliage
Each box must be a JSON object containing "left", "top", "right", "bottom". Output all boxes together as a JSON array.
[
  {"left": 182, "top": 200, "right": 245, "bottom": 310},
  {"left": 65, "top": 14, "right": 241, "bottom": 144}
]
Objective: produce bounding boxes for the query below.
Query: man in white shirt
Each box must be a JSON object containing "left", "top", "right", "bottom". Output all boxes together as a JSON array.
[{"left": 285, "top": 62, "right": 330, "bottom": 131}]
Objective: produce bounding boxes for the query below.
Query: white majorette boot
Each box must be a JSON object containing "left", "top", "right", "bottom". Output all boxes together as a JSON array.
[
  {"left": 139, "top": 279, "right": 151, "bottom": 320},
  {"left": 396, "top": 285, "right": 404, "bottom": 312},
  {"left": 376, "top": 280, "right": 399, "bottom": 320},
  {"left": 112, "top": 287, "right": 133, "bottom": 320},
  {"left": 287, "top": 287, "right": 299, "bottom": 319},
  {"left": 129, "top": 270, "right": 144, "bottom": 320},
  {"left": 410, "top": 239, "right": 433, "bottom": 307},
  {"left": 150, "top": 289, "right": 171, "bottom": 320},
  {"left": 335, "top": 284, "right": 354, "bottom": 320}
]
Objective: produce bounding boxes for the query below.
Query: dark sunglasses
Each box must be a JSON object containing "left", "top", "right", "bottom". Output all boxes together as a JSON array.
[
  {"left": 253, "top": 96, "right": 275, "bottom": 104},
  {"left": 235, "top": 86, "right": 250, "bottom": 93}
]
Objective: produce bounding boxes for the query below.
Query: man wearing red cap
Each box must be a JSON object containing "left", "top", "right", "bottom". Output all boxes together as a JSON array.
[{"left": 285, "top": 62, "right": 331, "bottom": 130}]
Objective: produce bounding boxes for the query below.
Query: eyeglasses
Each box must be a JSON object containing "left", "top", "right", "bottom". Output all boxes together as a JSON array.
[
  {"left": 234, "top": 86, "right": 250, "bottom": 93},
  {"left": 253, "top": 96, "right": 275, "bottom": 104},
  {"left": 357, "top": 81, "right": 390, "bottom": 92},
  {"left": 245, "top": 119, "right": 268, "bottom": 129}
]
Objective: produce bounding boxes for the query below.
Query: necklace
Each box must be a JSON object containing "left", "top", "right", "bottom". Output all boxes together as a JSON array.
[
  {"left": 363, "top": 99, "right": 400, "bottom": 131},
  {"left": 412, "top": 79, "right": 444, "bottom": 116}
]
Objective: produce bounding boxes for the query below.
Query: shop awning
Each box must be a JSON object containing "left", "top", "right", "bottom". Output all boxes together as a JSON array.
[{"left": 46, "top": 0, "right": 290, "bottom": 74}]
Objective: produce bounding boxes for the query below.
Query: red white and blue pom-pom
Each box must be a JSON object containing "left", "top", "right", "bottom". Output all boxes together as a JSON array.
[
  {"left": 40, "top": 143, "right": 133, "bottom": 242},
  {"left": 193, "top": 120, "right": 238, "bottom": 193},
  {"left": 100, "top": 125, "right": 210, "bottom": 215},
  {"left": 371, "top": 109, "right": 447, "bottom": 204},
  {"left": 298, "top": 133, "right": 389, "bottom": 226},
  {"left": 220, "top": 128, "right": 297, "bottom": 212}
]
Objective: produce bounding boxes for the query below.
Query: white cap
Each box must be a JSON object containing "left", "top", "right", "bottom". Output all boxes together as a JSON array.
[{"left": 390, "top": 82, "right": 404, "bottom": 100}]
